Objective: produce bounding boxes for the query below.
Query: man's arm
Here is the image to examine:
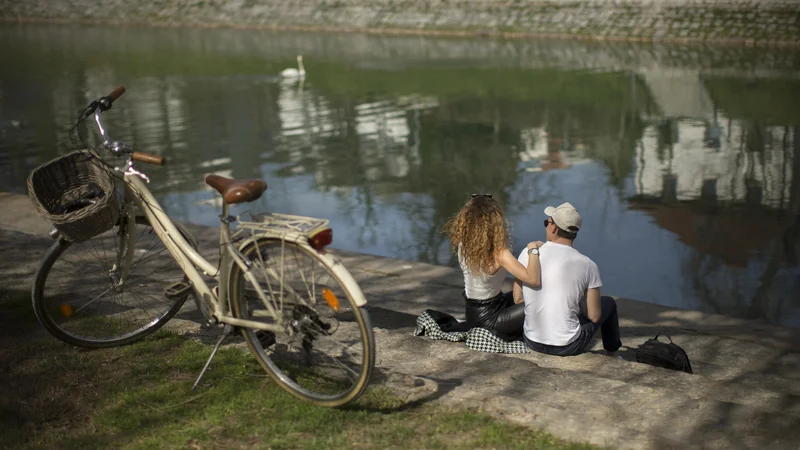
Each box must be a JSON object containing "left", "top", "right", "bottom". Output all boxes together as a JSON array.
[
  {"left": 513, "top": 279, "right": 524, "bottom": 304},
  {"left": 585, "top": 287, "right": 602, "bottom": 323}
]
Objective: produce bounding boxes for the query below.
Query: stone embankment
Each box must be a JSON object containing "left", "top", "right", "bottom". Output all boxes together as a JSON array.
[
  {"left": 1, "top": 0, "right": 799, "bottom": 45},
  {"left": 2, "top": 191, "right": 800, "bottom": 449}
]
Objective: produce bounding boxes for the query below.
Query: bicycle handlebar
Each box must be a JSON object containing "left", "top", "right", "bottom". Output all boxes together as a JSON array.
[
  {"left": 83, "top": 86, "right": 169, "bottom": 167},
  {"left": 97, "top": 85, "right": 126, "bottom": 112},
  {"left": 132, "top": 151, "right": 166, "bottom": 166},
  {"left": 107, "top": 86, "right": 126, "bottom": 102}
]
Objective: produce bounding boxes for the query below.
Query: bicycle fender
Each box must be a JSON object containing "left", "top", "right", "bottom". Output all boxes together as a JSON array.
[{"left": 316, "top": 251, "right": 368, "bottom": 307}]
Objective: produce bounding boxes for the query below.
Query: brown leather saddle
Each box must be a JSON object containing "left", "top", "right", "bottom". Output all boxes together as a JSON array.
[{"left": 204, "top": 174, "right": 267, "bottom": 204}]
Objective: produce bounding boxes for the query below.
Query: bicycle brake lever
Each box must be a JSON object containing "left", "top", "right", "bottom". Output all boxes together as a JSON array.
[
  {"left": 80, "top": 100, "right": 100, "bottom": 119},
  {"left": 82, "top": 96, "right": 113, "bottom": 118},
  {"left": 125, "top": 166, "right": 150, "bottom": 183},
  {"left": 117, "top": 160, "right": 150, "bottom": 183}
]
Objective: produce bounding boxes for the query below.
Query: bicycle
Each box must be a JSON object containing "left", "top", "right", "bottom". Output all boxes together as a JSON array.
[{"left": 29, "top": 86, "right": 375, "bottom": 407}]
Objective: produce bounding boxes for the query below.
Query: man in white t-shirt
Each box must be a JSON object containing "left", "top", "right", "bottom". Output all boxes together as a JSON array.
[{"left": 513, "top": 202, "right": 621, "bottom": 356}]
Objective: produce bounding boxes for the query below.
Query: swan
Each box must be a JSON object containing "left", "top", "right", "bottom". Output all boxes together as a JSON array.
[{"left": 280, "top": 55, "right": 305, "bottom": 78}]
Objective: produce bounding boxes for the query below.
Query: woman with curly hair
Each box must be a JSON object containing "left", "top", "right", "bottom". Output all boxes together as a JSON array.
[{"left": 443, "top": 194, "right": 543, "bottom": 340}]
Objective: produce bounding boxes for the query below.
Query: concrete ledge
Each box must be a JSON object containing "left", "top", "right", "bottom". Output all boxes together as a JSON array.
[
  {"left": 3, "top": 190, "right": 799, "bottom": 448},
  {"left": 2, "top": 189, "right": 799, "bottom": 350}
]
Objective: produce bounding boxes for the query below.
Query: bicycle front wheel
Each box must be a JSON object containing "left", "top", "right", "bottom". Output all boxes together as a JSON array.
[
  {"left": 32, "top": 216, "right": 194, "bottom": 348},
  {"left": 230, "top": 238, "right": 375, "bottom": 407}
]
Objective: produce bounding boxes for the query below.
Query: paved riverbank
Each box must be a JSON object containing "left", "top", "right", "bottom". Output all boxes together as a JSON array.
[
  {"left": 1, "top": 0, "right": 799, "bottom": 46},
  {"left": 2, "top": 191, "right": 800, "bottom": 449}
]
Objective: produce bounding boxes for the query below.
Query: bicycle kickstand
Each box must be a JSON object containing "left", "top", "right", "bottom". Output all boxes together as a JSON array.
[{"left": 192, "top": 323, "right": 233, "bottom": 390}]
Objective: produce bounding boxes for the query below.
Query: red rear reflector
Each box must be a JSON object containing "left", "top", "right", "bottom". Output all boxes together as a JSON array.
[{"left": 308, "top": 228, "right": 333, "bottom": 250}]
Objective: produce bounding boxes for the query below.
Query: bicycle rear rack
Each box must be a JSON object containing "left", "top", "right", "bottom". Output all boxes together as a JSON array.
[{"left": 237, "top": 213, "right": 329, "bottom": 240}]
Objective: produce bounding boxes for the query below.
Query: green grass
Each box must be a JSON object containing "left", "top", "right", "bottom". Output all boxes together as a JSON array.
[
  {"left": 41, "top": 302, "right": 140, "bottom": 338},
  {"left": 0, "top": 289, "right": 596, "bottom": 450}
]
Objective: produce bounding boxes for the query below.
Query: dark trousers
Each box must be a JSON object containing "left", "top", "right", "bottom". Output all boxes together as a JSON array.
[
  {"left": 523, "top": 296, "right": 622, "bottom": 356},
  {"left": 464, "top": 291, "right": 525, "bottom": 341}
]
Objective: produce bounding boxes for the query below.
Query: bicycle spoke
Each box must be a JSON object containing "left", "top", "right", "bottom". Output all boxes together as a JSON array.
[
  {"left": 290, "top": 247, "right": 315, "bottom": 306},
  {"left": 67, "top": 247, "right": 115, "bottom": 275},
  {"left": 124, "top": 288, "right": 167, "bottom": 322},
  {"left": 231, "top": 238, "right": 373, "bottom": 406},
  {"left": 36, "top": 217, "right": 191, "bottom": 347},
  {"left": 253, "top": 246, "right": 280, "bottom": 316},
  {"left": 127, "top": 249, "right": 175, "bottom": 278},
  {"left": 130, "top": 261, "right": 181, "bottom": 279},
  {"left": 45, "top": 262, "right": 112, "bottom": 284},
  {"left": 73, "top": 285, "right": 115, "bottom": 313},
  {"left": 124, "top": 231, "right": 164, "bottom": 278},
  {"left": 85, "top": 233, "right": 115, "bottom": 275}
]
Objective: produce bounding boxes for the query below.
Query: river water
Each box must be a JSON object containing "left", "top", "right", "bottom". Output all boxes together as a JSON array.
[{"left": 1, "top": 24, "right": 798, "bottom": 327}]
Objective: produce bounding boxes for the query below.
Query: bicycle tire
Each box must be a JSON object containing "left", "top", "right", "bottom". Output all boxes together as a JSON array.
[
  {"left": 230, "top": 238, "right": 375, "bottom": 407},
  {"left": 32, "top": 215, "right": 196, "bottom": 348}
]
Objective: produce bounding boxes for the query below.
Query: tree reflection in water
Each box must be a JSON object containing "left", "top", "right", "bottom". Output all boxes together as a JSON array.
[{"left": 1, "top": 24, "right": 798, "bottom": 326}]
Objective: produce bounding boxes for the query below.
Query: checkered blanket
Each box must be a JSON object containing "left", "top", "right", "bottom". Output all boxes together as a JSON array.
[{"left": 413, "top": 310, "right": 531, "bottom": 354}]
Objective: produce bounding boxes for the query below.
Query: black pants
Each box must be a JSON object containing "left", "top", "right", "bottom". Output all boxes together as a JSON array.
[
  {"left": 523, "top": 296, "right": 622, "bottom": 356},
  {"left": 464, "top": 291, "right": 525, "bottom": 341}
]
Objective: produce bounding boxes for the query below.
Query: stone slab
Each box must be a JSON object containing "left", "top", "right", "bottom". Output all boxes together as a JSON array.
[{"left": 2, "top": 192, "right": 799, "bottom": 449}]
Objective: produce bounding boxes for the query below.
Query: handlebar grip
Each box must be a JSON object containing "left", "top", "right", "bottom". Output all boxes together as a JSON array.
[
  {"left": 132, "top": 152, "right": 166, "bottom": 166},
  {"left": 107, "top": 86, "right": 126, "bottom": 101}
]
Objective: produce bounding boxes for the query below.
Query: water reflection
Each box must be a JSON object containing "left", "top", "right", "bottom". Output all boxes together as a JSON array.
[{"left": 1, "top": 24, "right": 798, "bottom": 327}]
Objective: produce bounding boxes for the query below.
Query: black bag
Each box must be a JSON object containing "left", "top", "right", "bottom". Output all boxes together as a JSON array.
[{"left": 635, "top": 333, "right": 693, "bottom": 374}]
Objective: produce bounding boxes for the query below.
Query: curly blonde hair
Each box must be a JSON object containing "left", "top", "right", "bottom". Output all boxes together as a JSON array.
[{"left": 443, "top": 196, "right": 510, "bottom": 275}]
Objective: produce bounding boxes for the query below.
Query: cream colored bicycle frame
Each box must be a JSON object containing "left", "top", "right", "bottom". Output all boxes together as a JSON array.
[{"left": 117, "top": 172, "right": 367, "bottom": 334}]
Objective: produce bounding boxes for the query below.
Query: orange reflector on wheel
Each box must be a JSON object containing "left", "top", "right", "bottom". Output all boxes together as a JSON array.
[
  {"left": 60, "top": 303, "right": 73, "bottom": 317},
  {"left": 322, "top": 288, "right": 340, "bottom": 312}
]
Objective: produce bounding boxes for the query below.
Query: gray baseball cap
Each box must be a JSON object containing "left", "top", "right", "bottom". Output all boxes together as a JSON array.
[{"left": 544, "top": 202, "right": 582, "bottom": 231}]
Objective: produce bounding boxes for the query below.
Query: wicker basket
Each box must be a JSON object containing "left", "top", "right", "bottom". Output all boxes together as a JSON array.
[{"left": 27, "top": 150, "right": 120, "bottom": 242}]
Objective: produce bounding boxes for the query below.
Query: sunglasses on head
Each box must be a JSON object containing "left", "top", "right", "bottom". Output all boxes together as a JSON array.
[{"left": 470, "top": 193, "right": 493, "bottom": 199}]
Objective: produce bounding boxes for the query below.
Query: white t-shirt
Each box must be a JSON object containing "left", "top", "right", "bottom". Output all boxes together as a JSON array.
[{"left": 518, "top": 242, "right": 602, "bottom": 346}]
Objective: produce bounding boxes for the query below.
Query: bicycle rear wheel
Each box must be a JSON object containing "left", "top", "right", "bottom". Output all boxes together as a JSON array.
[
  {"left": 32, "top": 216, "right": 194, "bottom": 348},
  {"left": 230, "top": 238, "right": 374, "bottom": 407}
]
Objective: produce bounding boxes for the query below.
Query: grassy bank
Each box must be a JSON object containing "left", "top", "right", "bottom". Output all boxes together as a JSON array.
[{"left": 0, "top": 290, "right": 595, "bottom": 450}]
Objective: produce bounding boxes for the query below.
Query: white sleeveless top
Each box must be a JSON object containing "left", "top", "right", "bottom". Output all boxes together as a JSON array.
[{"left": 458, "top": 245, "right": 507, "bottom": 300}]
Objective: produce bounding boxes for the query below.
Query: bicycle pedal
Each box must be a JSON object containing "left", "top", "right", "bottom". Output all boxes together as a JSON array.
[{"left": 164, "top": 281, "right": 193, "bottom": 300}]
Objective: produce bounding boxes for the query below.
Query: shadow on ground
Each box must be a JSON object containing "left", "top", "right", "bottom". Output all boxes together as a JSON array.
[{"left": 3, "top": 225, "right": 800, "bottom": 449}]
